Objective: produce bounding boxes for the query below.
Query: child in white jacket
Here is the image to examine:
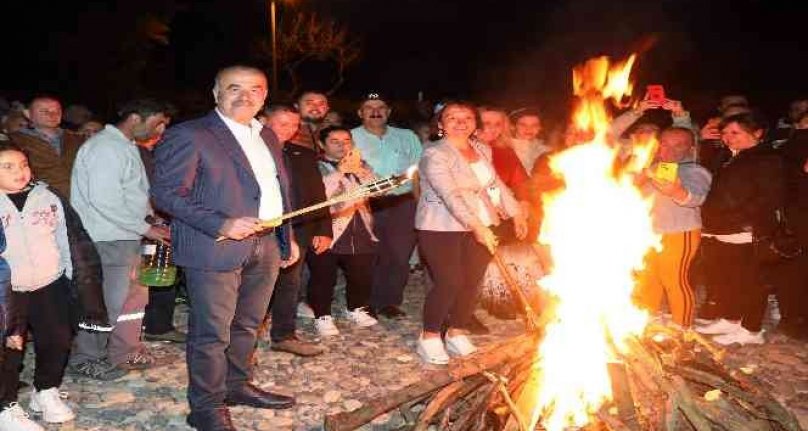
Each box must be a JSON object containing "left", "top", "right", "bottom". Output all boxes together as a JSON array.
[{"left": 0, "top": 142, "right": 75, "bottom": 431}]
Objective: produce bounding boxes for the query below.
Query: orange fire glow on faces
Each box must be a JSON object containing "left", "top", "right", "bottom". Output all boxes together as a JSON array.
[{"left": 528, "top": 54, "right": 660, "bottom": 431}]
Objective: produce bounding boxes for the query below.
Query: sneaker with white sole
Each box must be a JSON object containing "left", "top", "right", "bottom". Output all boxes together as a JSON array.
[
  {"left": 416, "top": 337, "right": 450, "bottom": 365},
  {"left": 713, "top": 327, "right": 765, "bottom": 346},
  {"left": 29, "top": 388, "right": 74, "bottom": 424},
  {"left": 445, "top": 334, "right": 477, "bottom": 357},
  {"left": 297, "top": 302, "right": 315, "bottom": 319},
  {"left": 346, "top": 307, "right": 378, "bottom": 328},
  {"left": 314, "top": 315, "right": 340, "bottom": 337},
  {"left": 0, "top": 403, "right": 44, "bottom": 431},
  {"left": 695, "top": 318, "right": 741, "bottom": 335}
]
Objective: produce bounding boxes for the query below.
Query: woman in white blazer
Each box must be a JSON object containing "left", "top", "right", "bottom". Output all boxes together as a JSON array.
[{"left": 415, "top": 101, "right": 526, "bottom": 364}]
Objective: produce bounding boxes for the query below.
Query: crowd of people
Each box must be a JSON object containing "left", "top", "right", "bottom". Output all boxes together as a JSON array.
[{"left": 0, "top": 65, "right": 806, "bottom": 430}]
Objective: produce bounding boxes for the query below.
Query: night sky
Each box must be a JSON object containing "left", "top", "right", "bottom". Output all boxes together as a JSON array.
[{"left": 1, "top": 0, "right": 805, "bottom": 125}]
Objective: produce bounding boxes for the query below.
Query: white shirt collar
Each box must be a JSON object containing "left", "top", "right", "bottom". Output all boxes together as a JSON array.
[{"left": 215, "top": 109, "right": 263, "bottom": 133}]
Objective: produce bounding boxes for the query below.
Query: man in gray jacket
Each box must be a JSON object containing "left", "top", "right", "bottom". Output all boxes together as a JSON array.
[{"left": 67, "top": 99, "right": 172, "bottom": 380}]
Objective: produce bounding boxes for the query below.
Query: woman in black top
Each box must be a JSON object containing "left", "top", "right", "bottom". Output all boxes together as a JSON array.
[{"left": 696, "top": 112, "right": 784, "bottom": 345}]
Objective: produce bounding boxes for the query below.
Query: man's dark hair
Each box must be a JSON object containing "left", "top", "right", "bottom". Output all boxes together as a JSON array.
[
  {"left": 318, "top": 125, "right": 352, "bottom": 143},
  {"left": 263, "top": 104, "right": 299, "bottom": 117},
  {"left": 719, "top": 111, "right": 768, "bottom": 134},
  {"left": 296, "top": 90, "right": 328, "bottom": 104},
  {"left": 27, "top": 94, "right": 61, "bottom": 108},
  {"left": 115, "top": 99, "right": 176, "bottom": 123}
]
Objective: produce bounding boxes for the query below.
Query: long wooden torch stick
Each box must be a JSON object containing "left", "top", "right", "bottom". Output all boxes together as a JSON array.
[
  {"left": 215, "top": 174, "right": 412, "bottom": 242},
  {"left": 492, "top": 250, "right": 544, "bottom": 331}
]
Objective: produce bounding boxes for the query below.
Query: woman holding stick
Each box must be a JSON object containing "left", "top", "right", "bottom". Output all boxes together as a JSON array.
[{"left": 415, "top": 101, "right": 526, "bottom": 365}]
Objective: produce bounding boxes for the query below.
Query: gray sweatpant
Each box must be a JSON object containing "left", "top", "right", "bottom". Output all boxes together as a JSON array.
[{"left": 69, "top": 240, "right": 148, "bottom": 366}]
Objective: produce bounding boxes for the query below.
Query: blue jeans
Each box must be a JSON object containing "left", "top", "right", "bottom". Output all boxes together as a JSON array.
[{"left": 184, "top": 235, "right": 280, "bottom": 412}]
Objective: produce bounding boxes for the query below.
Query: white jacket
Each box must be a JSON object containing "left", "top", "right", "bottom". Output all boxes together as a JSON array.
[{"left": 0, "top": 183, "right": 72, "bottom": 291}]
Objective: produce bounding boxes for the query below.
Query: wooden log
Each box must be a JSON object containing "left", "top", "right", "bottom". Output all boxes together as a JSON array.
[
  {"left": 450, "top": 383, "right": 498, "bottom": 431},
  {"left": 323, "top": 333, "right": 539, "bottom": 431},
  {"left": 414, "top": 375, "right": 487, "bottom": 431},
  {"left": 597, "top": 409, "right": 635, "bottom": 431},
  {"left": 674, "top": 365, "right": 803, "bottom": 431},
  {"left": 607, "top": 362, "right": 641, "bottom": 430},
  {"left": 623, "top": 338, "right": 713, "bottom": 431}
]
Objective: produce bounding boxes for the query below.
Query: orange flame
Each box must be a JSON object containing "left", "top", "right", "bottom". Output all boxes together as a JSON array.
[{"left": 529, "top": 54, "right": 659, "bottom": 431}]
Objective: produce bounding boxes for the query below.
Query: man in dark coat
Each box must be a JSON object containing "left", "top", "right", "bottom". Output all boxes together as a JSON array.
[{"left": 151, "top": 65, "right": 299, "bottom": 431}]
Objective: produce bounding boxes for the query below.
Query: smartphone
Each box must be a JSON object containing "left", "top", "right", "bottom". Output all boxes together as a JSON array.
[
  {"left": 654, "top": 162, "right": 678, "bottom": 183},
  {"left": 646, "top": 85, "right": 666, "bottom": 103}
]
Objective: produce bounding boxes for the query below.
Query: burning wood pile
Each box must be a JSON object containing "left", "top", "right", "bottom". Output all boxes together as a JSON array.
[
  {"left": 323, "top": 325, "right": 802, "bottom": 431},
  {"left": 325, "top": 54, "right": 804, "bottom": 431}
]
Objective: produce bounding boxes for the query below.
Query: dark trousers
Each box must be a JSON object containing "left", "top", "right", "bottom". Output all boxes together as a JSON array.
[
  {"left": 184, "top": 236, "right": 280, "bottom": 412},
  {"left": 701, "top": 238, "right": 768, "bottom": 332},
  {"left": 417, "top": 231, "right": 491, "bottom": 333},
  {"left": 0, "top": 277, "right": 73, "bottom": 407},
  {"left": 307, "top": 251, "right": 374, "bottom": 317},
  {"left": 370, "top": 195, "right": 417, "bottom": 309},
  {"left": 144, "top": 284, "right": 178, "bottom": 335},
  {"left": 269, "top": 246, "right": 308, "bottom": 342}
]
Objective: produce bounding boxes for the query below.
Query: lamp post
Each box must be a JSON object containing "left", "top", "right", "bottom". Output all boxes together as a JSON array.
[{"left": 269, "top": 0, "right": 279, "bottom": 95}]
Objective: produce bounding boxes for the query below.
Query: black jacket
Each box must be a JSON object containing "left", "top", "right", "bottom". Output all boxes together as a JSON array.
[
  {"left": 283, "top": 142, "right": 332, "bottom": 246},
  {"left": 701, "top": 144, "right": 784, "bottom": 237},
  {"left": 53, "top": 187, "right": 110, "bottom": 331}
]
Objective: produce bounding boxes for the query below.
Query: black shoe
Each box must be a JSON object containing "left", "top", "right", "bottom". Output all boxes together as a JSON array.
[
  {"left": 376, "top": 305, "right": 406, "bottom": 319},
  {"left": 467, "top": 314, "right": 491, "bottom": 335},
  {"left": 144, "top": 329, "right": 187, "bottom": 343},
  {"left": 225, "top": 383, "right": 295, "bottom": 410},
  {"left": 186, "top": 407, "right": 236, "bottom": 431}
]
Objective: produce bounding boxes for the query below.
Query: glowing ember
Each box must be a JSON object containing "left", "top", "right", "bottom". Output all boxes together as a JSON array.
[{"left": 529, "top": 55, "right": 660, "bottom": 431}]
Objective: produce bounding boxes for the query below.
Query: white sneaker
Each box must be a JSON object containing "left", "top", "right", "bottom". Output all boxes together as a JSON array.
[
  {"left": 694, "top": 317, "right": 715, "bottom": 326},
  {"left": 29, "top": 388, "right": 75, "bottom": 424},
  {"left": 416, "top": 337, "right": 450, "bottom": 365},
  {"left": 297, "top": 302, "right": 315, "bottom": 319},
  {"left": 0, "top": 403, "right": 44, "bottom": 431},
  {"left": 314, "top": 315, "right": 340, "bottom": 337},
  {"left": 445, "top": 334, "right": 477, "bottom": 357},
  {"left": 695, "top": 318, "right": 741, "bottom": 335},
  {"left": 346, "top": 307, "right": 378, "bottom": 328},
  {"left": 713, "top": 327, "right": 765, "bottom": 346}
]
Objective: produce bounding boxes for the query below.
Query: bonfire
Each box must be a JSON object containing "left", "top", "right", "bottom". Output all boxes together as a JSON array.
[{"left": 323, "top": 55, "right": 804, "bottom": 431}]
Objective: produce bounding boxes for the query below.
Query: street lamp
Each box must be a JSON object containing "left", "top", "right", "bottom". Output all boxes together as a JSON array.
[{"left": 269, "top": 0, "right": 278, "bottom": 95}]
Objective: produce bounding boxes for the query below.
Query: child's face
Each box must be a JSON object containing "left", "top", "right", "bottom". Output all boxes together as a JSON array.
[{"left": 0, "top": 150, "right": 32, "bottom": 193}]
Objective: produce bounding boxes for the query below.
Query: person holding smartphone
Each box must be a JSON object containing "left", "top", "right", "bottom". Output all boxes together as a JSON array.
[
  {"left": 609, "top": 85, "right": 696, "bottom": 149},
  {"left": 634, "top": 128, "right": 712, "bottom": 328}
]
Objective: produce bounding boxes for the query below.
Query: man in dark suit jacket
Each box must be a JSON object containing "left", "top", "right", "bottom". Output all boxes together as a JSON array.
[
  {"left": 261, "top": 105, "right": 332, "bottom": 356},
  {"left": 151, "top": 65, "right": 299, "bottom": 431}
]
